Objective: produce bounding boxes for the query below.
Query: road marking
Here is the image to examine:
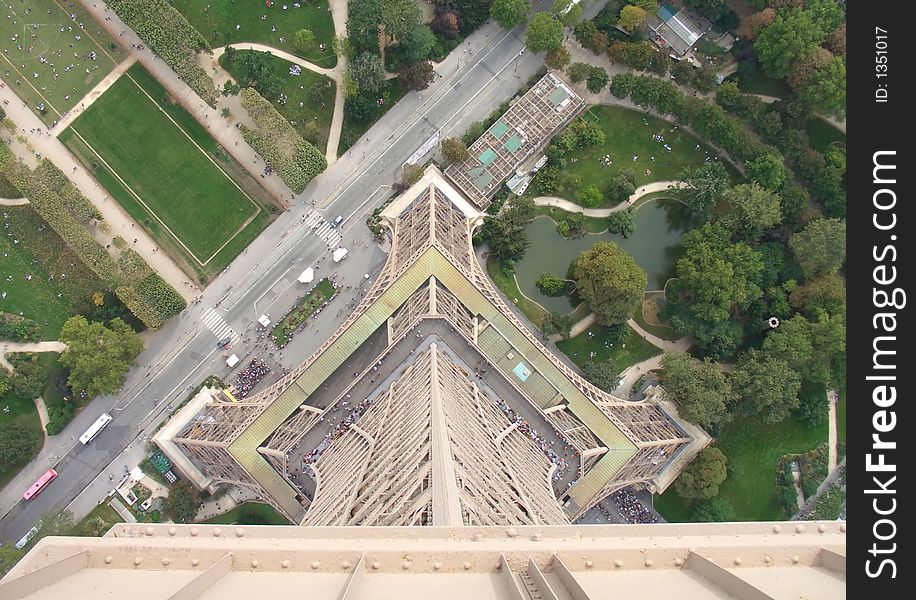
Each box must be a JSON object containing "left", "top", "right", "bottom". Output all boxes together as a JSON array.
[
  {"left": 303, "top": 210, "right": 342, "bottom": 248},
  {"left": 202, "top": 309, "right": 241, "bottom": 343}
]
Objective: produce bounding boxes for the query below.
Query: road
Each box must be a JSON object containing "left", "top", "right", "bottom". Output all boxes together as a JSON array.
[{"left": 0, "top": 0, "right": 597, "bottom": 541}]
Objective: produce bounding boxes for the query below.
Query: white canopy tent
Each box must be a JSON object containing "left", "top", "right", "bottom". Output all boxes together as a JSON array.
[
  {"left": 226, "top": 354, "right": 240, "bottom": 368},
  {"left": 258, "top": 314, "right": 271, "bottom": 327},
  {"left": 298, "top": 267, "right": 314, "bottom": 284},
  {"left": 333, "top": 247, "right": 348, "bottom": 262}
]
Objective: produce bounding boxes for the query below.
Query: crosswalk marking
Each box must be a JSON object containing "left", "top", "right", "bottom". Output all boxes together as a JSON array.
[
  {"left": 202, "top": 309, "right": 240, "bottom": 344},
  {"left": 303, "top": 210, "right": 342, "bottom": 249}
]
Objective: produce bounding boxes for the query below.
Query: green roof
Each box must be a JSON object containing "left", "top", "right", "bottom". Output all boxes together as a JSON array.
[
  {"left": 479, "top": 148, "right": 497, "bottom": 166},
  {"left": 473, "top": 171, "right": 494, "bottom": 191},
  {"left": 503, "top": 134, "right": 523, "bottom": 153},
  {"left": 489, "top": 120, "right": 509, "bottom": 139},
  {"left": 549, "top": 86, "right": 570, "bottom": 106}
]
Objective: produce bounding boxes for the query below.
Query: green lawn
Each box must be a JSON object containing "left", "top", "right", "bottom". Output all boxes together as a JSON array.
[
  {"left": 60, "top": 64, "right": 271, "bottom": 279},
  {"left": 632, "top": 307, "right": 680, "bottom": 341},
  {"left": 556, "top": 323, "right": 661, "bottom": 374},
  {"left": 805, "top": 118, "right": 846, "bottom": 152},
  {"left": 655, "top": 413, "right": 827, "bottom": 522},
  {"left": 175, "top": 0, "right": 337, "bottom": 67},
  {"left": 532, "top": 205, "right": 609, "bottom": 233},
  {"left": 71, "top": 501, "right": 124, "bottom": 537},
  {"left": 0, "top": 389, "right": 43, "bottom": 489},
  {"left": 734, "top": 70, "right": 792, "bottom": 98},
  {"left": 559, "top": 106, "right": 737, "bottom": 206},
  {"left": 339, "top": 79, "right": 408, "bottom": 154},
  {"left": 271, "top": 278, "right": 337, "bottom": 347},
  {"left": 485, "top": 255, "right": 548, "bottom": 328},
  {"left": 219, "top": 49, "right": 335, "bottom": 152},
  {"left": 202, "top": 502, "right": 289, "bottom": 525},
  {"left": 0, "top": 0, "right": 127, "bottom": 125}
]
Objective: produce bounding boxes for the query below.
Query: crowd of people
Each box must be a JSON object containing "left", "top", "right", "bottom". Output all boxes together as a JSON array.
[
  {"left": 487, "top": 396, "right": 573, "bottom": 483},
  {"left": 234, "top": 357, "right": 270, "bottom": 397},
  {"left": 611, "top": 488, "right": 658, "bottom": 524}
]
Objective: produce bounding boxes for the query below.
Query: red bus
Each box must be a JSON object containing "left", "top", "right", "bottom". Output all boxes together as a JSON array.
[{"left": 22, "top": 468, "right": 57, "bottom": 501}]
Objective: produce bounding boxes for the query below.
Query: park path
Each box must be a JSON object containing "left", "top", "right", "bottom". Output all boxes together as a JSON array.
[
  {"left": 0, "top": 341, "right": 67, "bottom": 373},
  {"left": 51, "top": 56, "right": 138, "bottom": 135},
  {"left": 32, "top": 397, "right": 50, "bottom": 436},
  {"left": 0, "top": 90, "right": 196, "bottom": 301},
  {"left": 78, "top": 0, "right": 294, "bottom": 206},
  {"left": 533, "top": 181, "right": 681, "bottom": 217},
  {"left": 827, "top": 389, "right": 838, "bottom": 472},
  {"left": 0, "top": 197, "right": 28, "bottom": 206},
  {"left": 212, "top": 44, "right": 335, "bottom": 77},
  {"left": 609, "top": 320, "right": 691, "bottom": 398}
]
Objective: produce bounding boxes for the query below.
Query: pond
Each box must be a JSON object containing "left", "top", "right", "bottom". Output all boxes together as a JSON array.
[{"left": 514, "top": 199, "right": 689, "bottom": 313}]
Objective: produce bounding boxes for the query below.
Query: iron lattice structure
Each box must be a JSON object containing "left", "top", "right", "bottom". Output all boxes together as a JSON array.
[{"left": 163, "top": 167, "right": 701, "bottom": 524}]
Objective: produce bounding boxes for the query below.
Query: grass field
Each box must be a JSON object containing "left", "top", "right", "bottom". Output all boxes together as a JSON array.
[
  {"left": 556, "top": 323, "right": 661, "bottom": 374},
  {"left": 485, "top": 255, "right": 548, "bottom": 328},
  {"left": 805, "top": 117, "right": 846, "bottom": 152},
  {"left": 654, "top": 413, "right": 827, "bottom": 522},
  {"left": 0, "top": 0, "right": 127, "bottom": 125},
  {"left": 202, "top": 501, "right": 289, "bottom": 525},
  {"left": 733, "top": 70, "right": 792, "bottom": 98},
  {"left": 559, "top": 106, "right": 737, "bottom": 206},
  {"left": 0, "top": 388, "right": 43, "bottom": 489},
  {"left": 219, "top": 49, "right": 335, "bottom": 152},
  {"left": 175, "top": 0, "right": 336, "bottom": 67},
  {"left": 71, "top": 501, "right": 124, "bottom": 537},
  {"left": 339, "top": 79, "right": 408, "bottom": 154},
  {"left": 60, "top": 64, "right": 274, "bottom": 280}
]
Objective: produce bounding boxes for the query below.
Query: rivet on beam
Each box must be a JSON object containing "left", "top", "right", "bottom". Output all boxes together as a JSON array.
[
  {"left": 462, "top": 562, "right": 472, "bottom": 570},
  {"left": 236, "top": 528, "right": 245, "bottom": 537},
  {"left": 371, "top": 561, "right": 381, "bottom": 570},
  {"left": 817, "top": 524, "right": 826, "bottom": 533},
  {"left": 161, "top": 558, "right": 171, "bottom": 566},
  {"left": 168, "top": 527, "right": 176, "bottom": 537},
  {"left": 473, "top": 533, "right": 483, "bottom": 541},
  {"left": 733, "top": 558, "right": 742, "bottom": 566},
  {"left": 795, "top": 524, "right": 805, "bottom": 534},
  {"left": 532, "top": 531, "right": 542, "bottom": 541},
  {"left": 644, "top": 559, "right": 653, "bottom": 568},
  {"left": 840, "top": 523, "right": 847, "bottom": 533},
  {"left": 342, "top": 561, "right": 352, "bottom": 569},
  {"left": 281, "top": 560, "right": 290, "bottom": 569},
  {"left": 213, "top": 528, "right": 223, "bottom": 537},
  {"left": 506, "top": 528, "right": 517, "bottom": 538},
  {"left": 311, "top": 561, "right": 321, "bottom": 570},
  {"left": 145, "top": 527, "right": 155, "bottom": 536},
  {"left": 791, "top": 556, "right": 800, "bottom": 564},
  {"left": 614, "top": 559, "right": 623, "bottom": 568},
  {"left": 585, "top": 560, "right": 593, "bottom": 569},
  {"left": 133, "top": 557, "right": 142, "bottom": 567},
  {"left": 673, "top": 558, "right": 683, "bottom": 567},
  {"left": 191, "top": 559, "right": 200, "bottom": 567},
  {"left": 432, "top": 562, "right": 443, "bottom": 570},
  {"left": 190, "top": 528, "right": 199, "bottom": 537},
  {"left": 402, "top": 561, "right": 412, "bottom": 570},
  {"left": 772, "top": 525, "right": 781, "bottom": 533},
  {"left": 104, "top": 556, "right": 113, "bottom": 565},
  {"left": 763, "top": 555, "right": 773, "bottom": 565}
]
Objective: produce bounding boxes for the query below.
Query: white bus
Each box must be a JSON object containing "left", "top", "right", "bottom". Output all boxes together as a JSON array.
[{"left": 79, "top": 413, "right": 113, "bottom": 445}]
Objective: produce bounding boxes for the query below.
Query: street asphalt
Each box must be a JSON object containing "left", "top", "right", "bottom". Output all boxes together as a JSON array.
[{"left": 0, "top": 4, "right": 591, "bottom": 542}]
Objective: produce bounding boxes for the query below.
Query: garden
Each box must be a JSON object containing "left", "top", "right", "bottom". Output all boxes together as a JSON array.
[
  {"left": 0, "top": 0, "right": 127, "bottom": 125},
  {"left": 270, "top": 278, "right": 337, "bottom": 347},
  {"left": 202, "top": 501, "right": 289, "bottom": 525},
  {"left": 220, "top": 48, "right": 336, "bottom": 152},
  {"left": 174, "top": 0, "right": 337, "bottom": 67}
]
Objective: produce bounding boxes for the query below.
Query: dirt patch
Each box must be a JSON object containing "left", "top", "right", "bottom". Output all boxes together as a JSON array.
[{"left": 641, "top": 292, "right": 669, "bottom": 327}]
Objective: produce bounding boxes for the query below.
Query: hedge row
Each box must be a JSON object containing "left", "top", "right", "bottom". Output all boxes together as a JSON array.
[
  {"left": 0, "top": 312, "right": 41, "bottom": 342},
  {"left": 33, "top": 160, "right": 102, "bottom": 224},
  {"left": 239, "top": 88, "right": 326, "bottom": 193},
  {"left": 107, "top": 0, "right": 218, "bottom": 105},
  {"left": 0, "top": 142, "right": 186, "bottom": 329}
]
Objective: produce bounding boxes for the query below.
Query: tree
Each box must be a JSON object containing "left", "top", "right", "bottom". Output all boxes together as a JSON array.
[
  {"left": 737, "top": 8, "right": 776, "bottom": 40},
  {"left": 536, "top": 273, "right": 568, "bottom": 296},
  {"left": 533, "top": 166, "right": 559, "bottom": 194},
  {"left": 583, "top": 359, "right": 621, "bottom": 393},
  {"left": 567, "top": 62, "right": 591, "bottom": 83},
  {"left": 606, "top": 168, "right": 636, "bottom": 204},
  {"left": 787, "top": 47, "right": 834, "bottom": 90},
  {"left": 586, "top": 66, "right": 610, "bottom": 94},
  {"left": 430, "top": 7, "right": 463, "bottom": 39},
  {"left": 618, "top": 5, "right": 648, "bottom": 32},
  {"left": 481, "top": 196, "right": 537, "bottom": 264},
  {"left": 691, "top": 496, "right": 736, "bottom": 522},
  {"left": 628, "top": 0, "right": 660, "bottom": 12},
  {"left": 677, "top": 162, "right": 729, "bottom": 221},
  {"left": 754, "top": 9, "right": 826, "bottom": 78},
  {"left": 525, "top": 12, "right": 565, "bottom": 53},
  {"left": 490, "top": 0, "right": 529, "bottom": 29},
  {"left": 542, "top": 311, "right": 574, "bottom": 340},
  {"left": 824, "top": 23, "right": 846, "bottom": 56},
  {"left": 59, "top": 316, "right": 143, "bottom": 400},
  {"left": 9, "top": 354, "right": 44, "bottom": 398},
  {"left": 718, "top": 183, "right": 782, "bottom": 242},
  {"left": 552, "top": 0, "right": 583, "bottom": 26},
  {"left": 348, "top": 52, "right": 385, "bottom": 94},
  {"left": 788, "top": 218, "right": 847, "bottom": 278},
  {"left": 440, "top": 137, "right": 469, "bottom": 164},
  {"left": 380, "top": 0, "right": 424, "bottom": 45},
  {"left": 744, "top": 153, "right": 787, "bottom": 191},
  {"left": 686, "top": 0, "right": 730, "bottom": 21},
  {"left": 397, "top": 60, "right": 435, "bottom": 91},
  {"left": 731, "top": 349, "right": 802, "bottom": 423},
  {"left": 294, "top": 28, "right": 316, "bottom": 53},
  {"left": 0, "top": 423, "right": 41, "bottom": 471},
  {"left": 675, "top": 447, "right": 728, "bottom": 499},
  {"left": 545, "top": 47, "right": 571, "bottom": 70},
  {"left": 606, "top": 209, "right": 636, "bottom": 237},
  {"left": 670, "top": 223, "right": 764, "bottom": 324},
  {"left": 573, "top": 242, "right": 647, "bottom": 325},
  {"left": 401, "top": 25, "right": 437, "bottom": 62},
  {"left": 578, "top": 185, "right": 603, "bottom": 208},
  {"left": 401, "top": 163, "right": 424, "bottom": 186},
  {"left": 797, "top": 54, "right": 846, "bottom": 118},
  {"left": 0, "top": 545, "right": 24, "bottom": 578},
  {"left": 789, "top": 273, "right": 846, "bottom": 317},
  {"left": 660, "top": 352, "right": 734, "bottom": 429},
  {"left": 165, "top": 482, "right": 200, "bottom": 524},
  {"left": 761, "top": 313, "right": 845, "bottom": 388}
]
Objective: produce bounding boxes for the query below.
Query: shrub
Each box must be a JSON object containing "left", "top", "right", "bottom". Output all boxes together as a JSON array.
[
  {"left": 45, "top": 404, "right": 75, "bottom": 436},
  {"left": 606, "top": 209, "right": 636, "bottom": 237},
  {"left": 135, "top": 273, "right": 187, "bottom": 322},
  {"left": 535, "top": 273, "right": 567, "bottom": 296},
  {"left": 240, "top": 88, "right": 327, "bottom": 192},
  {"left": 0, "top": 312, "right": 41, "bottom": 342},
  {"left": 578, "top": 185, "right": 603, "bottom": 208},
  {"left": 107, "top": 0, "right": 217, "bottom": 105}
]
